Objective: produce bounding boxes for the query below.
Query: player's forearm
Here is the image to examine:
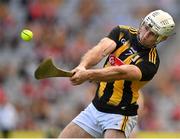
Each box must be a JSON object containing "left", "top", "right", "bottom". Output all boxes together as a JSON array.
[
  {"left": 79, "top": 47, "right": 103, "bottom": 69},
  {"left": 87, "top": 65, "right": 142, "bottom": 81},
  {"left": 78, "top": 38, "right": 116, "bottom": 69}
]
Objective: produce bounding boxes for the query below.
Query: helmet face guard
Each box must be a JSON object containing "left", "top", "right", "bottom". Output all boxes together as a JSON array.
[{"left": 141, "top": 10, "right": 175, "bottom": 44}]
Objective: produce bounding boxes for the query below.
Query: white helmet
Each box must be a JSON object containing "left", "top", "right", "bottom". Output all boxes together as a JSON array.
[{"left": 141, "top": 10, "right": 175, "bottom": 43}]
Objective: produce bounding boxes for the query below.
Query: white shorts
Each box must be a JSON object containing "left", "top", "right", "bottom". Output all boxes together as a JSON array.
[{"left": 72, "top": 103, "right": 138, "bottom": 138}]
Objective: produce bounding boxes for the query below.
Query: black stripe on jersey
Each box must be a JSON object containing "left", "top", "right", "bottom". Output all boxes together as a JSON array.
[
  {"left": 95, "top": 83, "right": 100, "bottom": 98},
  {"left": 103, "top": 57, "right": 109, "bottom": 67},
  {"left": 99, "top": 82, "right": 114, "bottom": 103},
  {"left": 119, "top": 81, "right": 133, "bottom": 106}
]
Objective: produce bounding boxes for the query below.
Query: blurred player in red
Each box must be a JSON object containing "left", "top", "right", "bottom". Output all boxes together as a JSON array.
[{"left": 59, "top": 10, "right": 175, "bottom": 138}]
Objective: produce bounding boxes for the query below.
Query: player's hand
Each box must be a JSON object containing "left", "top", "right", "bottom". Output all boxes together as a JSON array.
[
  {"left": 71, "top": 66, "right": 86, "bottom": 75},
  {"left": 70, "top": 66, "right": 88, "bottom": 85}
]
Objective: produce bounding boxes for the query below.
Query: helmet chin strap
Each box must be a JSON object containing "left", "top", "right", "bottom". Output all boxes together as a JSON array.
[
  {"left": 157, "top": 32, "right": 176, "bottom": 44},
  {"left": 156, "top": 36, "right": 162, "bottom": 44},
  {"left": 156, "top": 35, "right": 169, "bottom": 44}
]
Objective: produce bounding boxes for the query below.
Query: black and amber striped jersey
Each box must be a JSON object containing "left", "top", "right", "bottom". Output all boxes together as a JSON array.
[{"left": 92, "top": 25, "right": 160, "bottom": 116}]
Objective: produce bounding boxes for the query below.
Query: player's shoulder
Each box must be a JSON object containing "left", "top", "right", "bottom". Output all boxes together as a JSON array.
[{"left": 118, "top": 25, "right": 138, "bottom": 34}]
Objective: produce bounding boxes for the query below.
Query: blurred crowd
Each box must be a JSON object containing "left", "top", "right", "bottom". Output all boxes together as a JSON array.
[{"left": 0, "top": 0, "right": 179, "bottom": 137}]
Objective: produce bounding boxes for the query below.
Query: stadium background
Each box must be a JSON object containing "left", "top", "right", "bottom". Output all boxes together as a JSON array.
[{"left": 0, "top": 0, "right": 179, "bottom": 138}]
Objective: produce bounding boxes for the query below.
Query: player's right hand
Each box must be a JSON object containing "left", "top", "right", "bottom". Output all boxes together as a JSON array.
[
  {"left": 71, "top": 66, "right": 86, "bottom": 75},
  {"left": 70, "top": 66, "right": 87, "bottom": 85}
]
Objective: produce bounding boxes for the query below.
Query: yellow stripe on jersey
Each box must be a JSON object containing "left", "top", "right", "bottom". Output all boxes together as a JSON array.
[
  {"left": 151, "top": 49, "right": 155, "bottom": 64},
  {"left": 130, "top": 81, "right": 147, "bottom": 103},
  {"left": 107, "top": 80, "right": 124, "bottom": 106},
  {"left": 98, "top": 82, "right": 107, "bottom": 98},
  {"left": 153, "top": 49, "right": 157, "bottom": 64},
  {"left": 149, "top": 49, "right": 153, "bottom": 63},
  {"left": 114, "top": 41, "right": 130, "bottom": 57},
  {"left": 135, "top": 58, "right": 143, "bottom": 64},
  {"left": 149, "top": 48, "right": 157, "bottom": 64},
  {"left": 118, "top": 32, "right": 124, "bottom": 41},
  {"left": 129, "top": 27, "right": 138, "bottom": 34},
  {"left": 119, "top": 25, "right": 130, "bottom": 30},
  {"left": 119, "top": 25, "right": 137, "bottom": 34}
]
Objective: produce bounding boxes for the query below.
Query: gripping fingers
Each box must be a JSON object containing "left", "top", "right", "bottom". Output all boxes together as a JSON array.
[
  {"left": 70, "top": 73, "right": 86, "bottom": 85},
  {"left": 70, "top": 77, "right": 83, "bottom": 85}
]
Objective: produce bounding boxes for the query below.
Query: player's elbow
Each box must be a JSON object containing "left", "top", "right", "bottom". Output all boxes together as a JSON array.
[{"left": 121, "top": 65, "right": 142, "bottom": 81}]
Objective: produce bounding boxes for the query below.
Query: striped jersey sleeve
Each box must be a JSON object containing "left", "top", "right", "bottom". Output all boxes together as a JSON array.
[
  {"left": 136, "top": 48, "right": 160, "bottom": 81},
  {"left": 107, "top": 26, "right": 122, "bottom": 47}
]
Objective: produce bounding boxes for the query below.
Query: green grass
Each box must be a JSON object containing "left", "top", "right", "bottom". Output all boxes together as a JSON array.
[
  {"left": 1, "top": 131, "right": 180, "bottom": 138},
  {"left": 0, "top": 131, "right": 44, "bottom": 138},
  {"left": 137, "top": 132, "right": 180, "bottom": 138}
]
